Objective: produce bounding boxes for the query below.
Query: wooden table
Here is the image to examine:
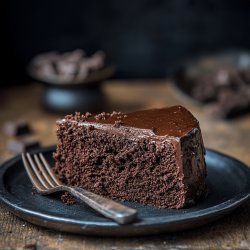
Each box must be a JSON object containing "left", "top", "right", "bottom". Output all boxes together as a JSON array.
[{"left": 0, "top": 80, "right": 250, "bottom": 250}]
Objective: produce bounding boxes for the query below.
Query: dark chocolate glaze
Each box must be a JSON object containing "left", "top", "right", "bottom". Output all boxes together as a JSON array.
[{"left": 87, "top": 105, "right": 198, "bottom": 137}]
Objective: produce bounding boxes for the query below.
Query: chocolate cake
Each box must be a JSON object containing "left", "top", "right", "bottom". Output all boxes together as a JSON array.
[{"left": 53, "top": 106, "right": 207, "bottom": 209}]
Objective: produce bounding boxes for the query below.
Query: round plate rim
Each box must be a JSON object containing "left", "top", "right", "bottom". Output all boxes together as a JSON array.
[{"left": 0, "top": 146, "right": 250, "bottom": 235}]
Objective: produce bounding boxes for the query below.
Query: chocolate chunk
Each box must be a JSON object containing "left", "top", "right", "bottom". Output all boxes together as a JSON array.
[
  {"left": 3, "top": 120, "right": 32, "bottom": 136},
  {"left": 30, "top": 49, "right": 106, "bottom": 84},
  {"left": 23, "top": 243, "right": 37, "bottom": 250},
  {"left": 7, "top": 137, "right": 40, "bottom": 153},
  {"left": 190, "top": 67, "right": 250, "bottom": 118}
]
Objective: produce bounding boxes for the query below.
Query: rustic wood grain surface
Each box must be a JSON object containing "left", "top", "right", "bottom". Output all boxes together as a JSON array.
[{"left": 0, "top": 80, "right": 249, "bottom": 250}]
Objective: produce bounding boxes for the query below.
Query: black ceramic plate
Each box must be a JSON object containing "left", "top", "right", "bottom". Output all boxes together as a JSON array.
[{"left": 0, "top": 146, "right": 250, "bottom": 236}]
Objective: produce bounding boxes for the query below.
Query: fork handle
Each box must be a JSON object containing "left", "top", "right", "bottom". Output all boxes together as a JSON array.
[{"left": 62, "top": 186, "right": 137, "bottom": 224}]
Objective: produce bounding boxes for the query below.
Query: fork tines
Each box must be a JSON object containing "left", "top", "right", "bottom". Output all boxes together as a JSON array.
[{"left": 22, "top": 153, "right": 62, "bottom": 192}]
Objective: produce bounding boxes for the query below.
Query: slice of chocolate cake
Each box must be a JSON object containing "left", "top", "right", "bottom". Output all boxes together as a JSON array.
[{"left": 53, "top": 106, "right": 207, "bottom": 209}]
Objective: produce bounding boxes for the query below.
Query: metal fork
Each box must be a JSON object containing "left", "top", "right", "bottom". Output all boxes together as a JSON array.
[{"left": 21, "top": 153, "right": 137, "bottom": 224}]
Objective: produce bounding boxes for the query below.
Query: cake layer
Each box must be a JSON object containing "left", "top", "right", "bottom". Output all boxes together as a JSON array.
[{"left": 53, "top": 106, "right": 207, "bottom": 208}]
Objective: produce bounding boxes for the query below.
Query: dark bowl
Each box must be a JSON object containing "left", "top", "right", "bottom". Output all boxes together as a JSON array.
[{"left": 27, "top": 64, "right": 115, "bottom": 114}]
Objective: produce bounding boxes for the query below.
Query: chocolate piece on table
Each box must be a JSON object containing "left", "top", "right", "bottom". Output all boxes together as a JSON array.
[
  {"left": 3, "top": 120, "right": 32, "bottom": 136},
  {"left": 7, "top": 137, "right": 40, "bottom": 153}
]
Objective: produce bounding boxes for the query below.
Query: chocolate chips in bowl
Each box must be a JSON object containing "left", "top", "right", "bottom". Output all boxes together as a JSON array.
[
  {"left": 27, "top": 49, "right": 115, "bottom": 114},
  {"left": 173, "top": 51, "right": 250, "bottom": 119}
]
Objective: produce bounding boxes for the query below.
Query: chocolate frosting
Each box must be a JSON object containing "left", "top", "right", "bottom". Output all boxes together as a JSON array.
[{"left": 87, "top": 105, "right": 199, "bottom": 137}]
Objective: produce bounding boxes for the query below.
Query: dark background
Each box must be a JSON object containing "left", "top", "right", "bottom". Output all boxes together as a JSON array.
[{"left": 2, "top": 0, "right": 250, "bottom": 85}]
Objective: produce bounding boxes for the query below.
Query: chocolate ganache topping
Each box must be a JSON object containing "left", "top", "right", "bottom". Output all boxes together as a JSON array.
[{"left": 85, "top": 105, "right": 199, "bottom": 137}]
